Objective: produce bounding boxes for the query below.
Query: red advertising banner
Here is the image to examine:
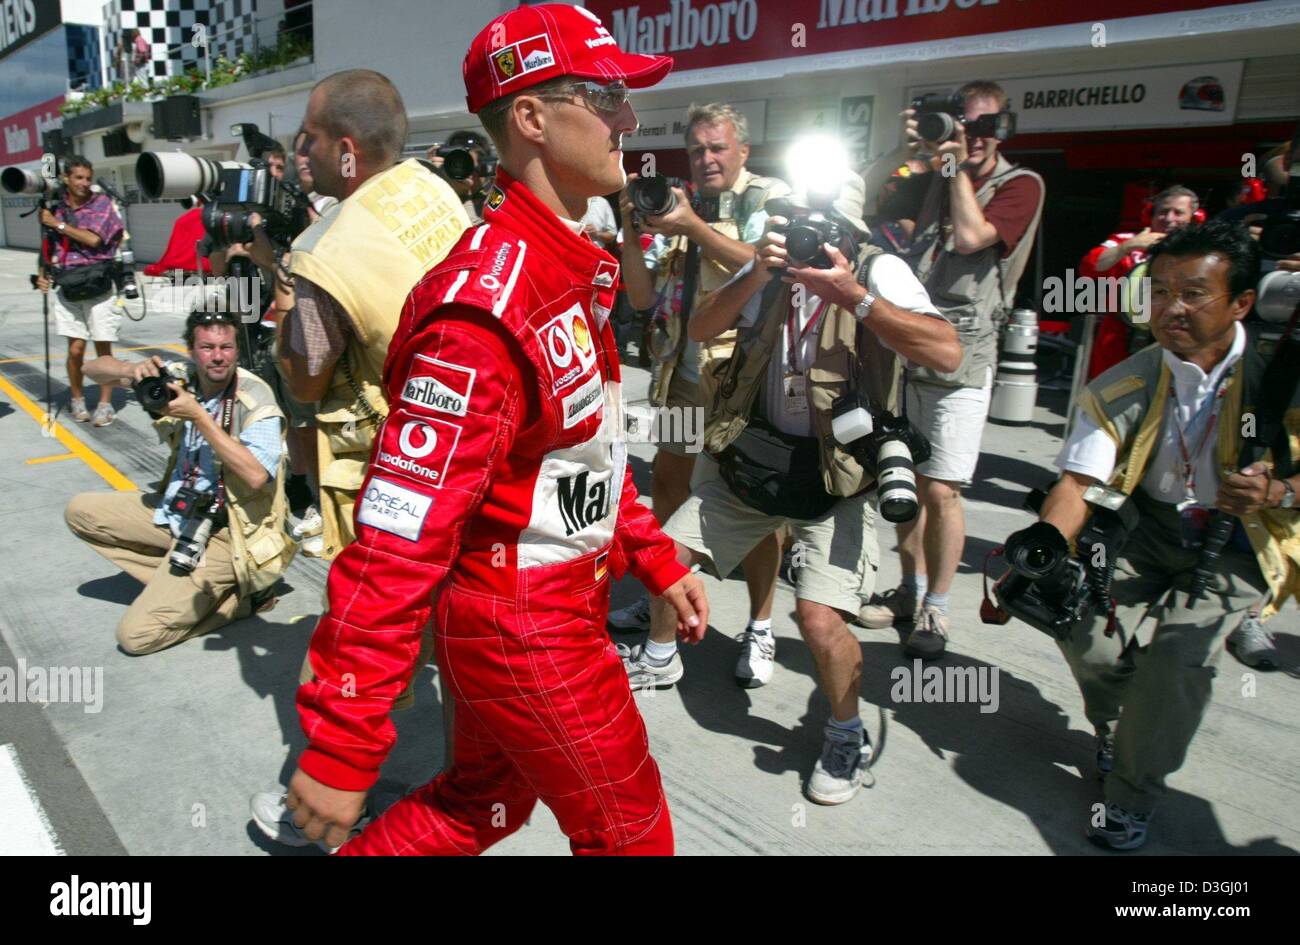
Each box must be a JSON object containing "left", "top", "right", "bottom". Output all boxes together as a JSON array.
[
  {"left": 585, "top": 0, "right": 1241, "bottom": 73},
  {"left": 1, "top": 94, "right": 64, "bottom": 165}
]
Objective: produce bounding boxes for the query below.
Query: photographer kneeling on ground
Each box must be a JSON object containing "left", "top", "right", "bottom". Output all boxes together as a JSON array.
[
  {"left": 1016, "top": 220, "right": 1300, "bottom": 850},
  {"left": 633, "top": 172, "right": 960, "bottom": 804},
  {"left": 64, "top": 310, "right": 296, "bottom": 655}
]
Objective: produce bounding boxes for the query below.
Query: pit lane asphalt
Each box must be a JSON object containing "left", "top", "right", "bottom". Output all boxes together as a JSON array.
[{"left": 0, "top": 247, "right": 1295, "bottom": 856}]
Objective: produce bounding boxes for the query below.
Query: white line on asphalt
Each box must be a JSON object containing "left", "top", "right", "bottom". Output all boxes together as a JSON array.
[{"left": 0, "top": 743, "right": 64, "bottom": 855}]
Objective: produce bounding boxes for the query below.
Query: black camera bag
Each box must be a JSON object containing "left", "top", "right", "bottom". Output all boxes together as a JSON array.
[
  {"left": 56, "top": 260, "right": 115, "bottom": 301},
  {"left": 717, "top": 416, "right": 838, "bottom": 520}
]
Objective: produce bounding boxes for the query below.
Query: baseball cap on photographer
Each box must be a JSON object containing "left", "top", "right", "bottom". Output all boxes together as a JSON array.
[{"left": 463, "top": 3, "right": 672, "bottom": 114}]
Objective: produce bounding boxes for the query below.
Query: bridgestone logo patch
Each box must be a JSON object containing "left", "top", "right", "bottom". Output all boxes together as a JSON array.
[{"left": 562, "top": 374, "right": 603, "bottom": 429}]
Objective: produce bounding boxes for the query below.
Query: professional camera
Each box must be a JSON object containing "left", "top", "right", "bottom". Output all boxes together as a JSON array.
[
  {"left": 0, "top": 165, "right": 64, "bottom": 199},
  {"left": 831, "top": 392, "right": 930, "bottom": 522},
  {"left": 135, "top": 124, "right": 311, "bottom": 250},
  {"left": 628, "top": 175, "right": 733, "bottom": 226},
  {"left": 133, "top": 373, "right": 180, "bottom": 416},
  {"left": 168, "top": 487, "right": 221, "bottom": 574},
  {"left": 432, "top": 144, "right": 496, "bottom": 182},
  {"left": 985, "top": 485, "right": 1138, "bottom": 640},
  {"left": 911, "top": 91, "right": 1017, "bottom": 145},
  {"left": 765, "top": 196, "right": 854, "bottom": 269}
]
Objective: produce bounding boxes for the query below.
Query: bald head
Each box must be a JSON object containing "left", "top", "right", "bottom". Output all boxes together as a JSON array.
[{"left": 310, "top": 70, "right": 408, "bottom": 166}]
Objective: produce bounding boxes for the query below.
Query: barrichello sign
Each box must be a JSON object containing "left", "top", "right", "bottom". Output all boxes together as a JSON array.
[
  {"left": 911, "top": 61, "right": 1246, "bottom": 137},
  {"left": 591, "top": 0, "right": 1232, "bottom": 71},
  {"left": 997, "top": 61, "right": 1244, "bottom": 131}
]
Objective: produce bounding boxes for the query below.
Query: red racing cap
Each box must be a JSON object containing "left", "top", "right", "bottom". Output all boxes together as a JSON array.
[{"left": 463, "top": 3, "right": 673, "bottom": 114}]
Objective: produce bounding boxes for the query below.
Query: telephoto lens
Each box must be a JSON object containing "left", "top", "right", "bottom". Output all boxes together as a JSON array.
[
  {"left": 876, "top": 436, "right": 919, "bottom": 522},
  {"left": 629, "top": 175, "right": 677, "bottom": 217},
  {"left": 119, "top": 248, "right": 140, "bottom": 300},
  {"left": 169, "top": 514, "right": 215, "bottom": 574}
]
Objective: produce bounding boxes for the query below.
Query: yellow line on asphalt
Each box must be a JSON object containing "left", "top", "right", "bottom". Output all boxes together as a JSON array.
[
  {"left": 0, "top": 374, "right": 137, "bottom": 491},
  {"left": 25, "top": 452, "right": 76, "bottom": 465},
  {"left": 0, "top": 343, "right": 187, "bottom": 365}
]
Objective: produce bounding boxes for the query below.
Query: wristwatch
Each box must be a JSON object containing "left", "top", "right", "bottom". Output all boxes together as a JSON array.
[
  {"left": 1279, "top": 479, "right": 1296, "bottom": 509},
  {"left": 57, "top": 222, "right": 66, "bottom": 233},
  {"left": 854, "top": 291, "right": 877, "bottom": 321}
]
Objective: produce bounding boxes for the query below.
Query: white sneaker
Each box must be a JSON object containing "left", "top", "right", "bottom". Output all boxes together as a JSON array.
[
  {"left": 805, "top": 726, "right": 873, "bottom": 806},
  {"left": 617, "top": 642, "right": 684, "bottom": 691},
  {"left": 735, "top": 627, "right": 775, "bottom": 688},
  {"left": 608, "top": 596, "right": 652, "bottom": 634},
  {"left": 249, "top": 791, "right": 370, "bottom": 852},
  {"left": 291, "top": 505, "right": 324, "bottom": 540}
]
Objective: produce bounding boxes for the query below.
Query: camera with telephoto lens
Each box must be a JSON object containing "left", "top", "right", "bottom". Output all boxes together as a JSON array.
[
  {"left": 831, "top": 392, "right": 930, "bottom": 523},
  {"left": 911, "top": 92, "right": 1017, "bottom": 145},
  {"left": 628, "top": 175, "right": 732, "bottom": 226},
  {"left": 135, "top": 123, "right": 310, "bottom": 250},
  {"left": 0, "top": 165, "right": 65, "bottom": 199},
  {"left": 168, "top": 486, "right": 223, "bottom": 575},
  {"left": 115, "top": 247, "right": 140, "bottom": 300},
  {"left": 988, "top": 485, "right": 1138, "bottom": 640},
  {"left": 764, "top": 196, "right": 854, "bottom": 270}
]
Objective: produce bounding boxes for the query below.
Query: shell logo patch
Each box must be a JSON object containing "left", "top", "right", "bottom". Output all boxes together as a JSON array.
[{"left": 572, "top": 314, "right": 592, "bottom": 356}]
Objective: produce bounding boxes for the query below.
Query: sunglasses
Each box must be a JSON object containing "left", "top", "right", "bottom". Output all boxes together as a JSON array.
[{"left": 537, "top": 80, "right": 630, "bottom": 114}]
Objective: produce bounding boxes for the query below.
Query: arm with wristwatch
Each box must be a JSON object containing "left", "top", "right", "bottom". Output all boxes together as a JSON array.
[{"left": 689, "top": 223, "right": 962, "bottom": 375}]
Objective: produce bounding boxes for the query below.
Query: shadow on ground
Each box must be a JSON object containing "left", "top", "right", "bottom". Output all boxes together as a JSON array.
[{"left": 673, "top": 625, "right": 1297, "bottom": 855}]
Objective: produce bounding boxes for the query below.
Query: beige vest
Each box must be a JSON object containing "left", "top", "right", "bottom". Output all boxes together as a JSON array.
[
  {"left": 907, "top": 153, "right": 1044, "bottom": 389},
  {"left": 650, "top": 168, "right": 788, "bottom": 405},
  {"left": 156, "top": 366, "right": 296, "bottom": 596},
  {"left": 290, "top": 159, "right": 470, "bottom": 557},
  {"left": 1080, "top": 342, "right": 1300, "bottom": 619},
  {"left": 703, "top": 246, "right": 898, "bottom": 498}
]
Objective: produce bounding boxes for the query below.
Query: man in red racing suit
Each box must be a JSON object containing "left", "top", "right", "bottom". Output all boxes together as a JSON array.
[{"left": 284, "top": 3, "right": 708, "bottom": 855}]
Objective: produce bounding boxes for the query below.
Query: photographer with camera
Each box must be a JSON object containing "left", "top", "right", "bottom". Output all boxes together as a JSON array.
[
  {"left": 427, "top": 130, "right": 496, "bottom": 224},
  {"left": 64, "top": 310, "right": 295, "bottom": 655},
  {"left": 610, "top": 102, "right": 790, "bottom": 644},
  {"left": 1000, "top": 221, "right": 1299, "bottom": 849},
  {"left": 631, "top": 171, "right": 959, "bottom": 804},
  {"left": 32, "top": 156, "right": 125, "bottom": 428},
  {"left": 238, "top": 70, "right": 470, "bottom": 561},
  {"left": 861, "top": 81, "right": 1044, "bottom": 660}
]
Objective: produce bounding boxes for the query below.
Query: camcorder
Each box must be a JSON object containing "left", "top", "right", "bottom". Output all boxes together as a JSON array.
[
  {"left": 765, "top": 196, "right": 855, "bottom": 270},
  {"left": 983, "top": 484, "right": 1138, "bottom": 640},
  {"left": 911, "top": 91, "right": 1017, "bottom": 145},
  {"left": 830, "top": 391, "right": 931, "bottom": 523},
  {"left": 168, "top": 486, "right": 224, "bottom": 575},
  {"left": 135, "top": 123, "right": 311, "bottom": 250},
  {"left": 628, "top": 174, "right": 733, "bottom": 226}
]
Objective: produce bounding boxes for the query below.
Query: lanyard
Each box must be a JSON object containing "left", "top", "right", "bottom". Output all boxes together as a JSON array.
[
  {"left": 179, "top": 380, "right": 237, "bottom": 510},
  {"left": 786, "top": 295, "right": 828, "bottom": 374},
  {"left": 1169, "top": 362, "right": 1235, "bottom": 501}
]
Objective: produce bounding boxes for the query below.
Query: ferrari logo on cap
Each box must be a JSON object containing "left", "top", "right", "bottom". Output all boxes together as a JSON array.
[{"left": 493, "top": 48, "right": 517, "bottom": 78}]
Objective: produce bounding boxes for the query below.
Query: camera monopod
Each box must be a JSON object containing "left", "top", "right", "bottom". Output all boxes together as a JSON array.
[{"left": 1188, "top": 297, "right": 1300, "bottom": 603}]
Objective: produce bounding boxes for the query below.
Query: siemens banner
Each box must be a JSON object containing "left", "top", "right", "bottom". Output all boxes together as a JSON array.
[{"left": 0, "top": 0, "right": 59, "bottom": 63}]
